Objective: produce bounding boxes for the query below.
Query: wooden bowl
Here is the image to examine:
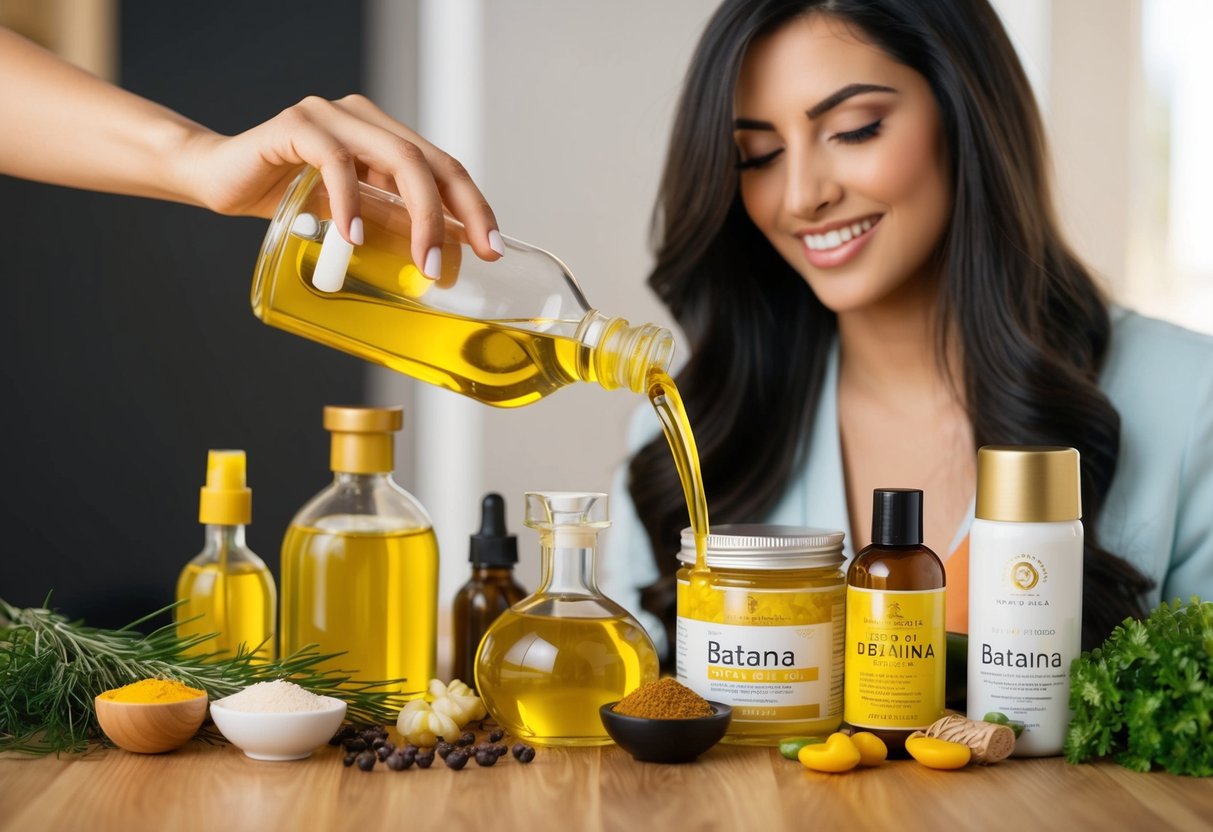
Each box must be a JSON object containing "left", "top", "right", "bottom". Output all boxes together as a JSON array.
[{"left": 95, "top": 693, "right": 209, "bottom": 754}]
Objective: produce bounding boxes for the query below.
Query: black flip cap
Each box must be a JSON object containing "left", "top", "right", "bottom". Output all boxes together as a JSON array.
[
  {"left": 870, "top": 488, "right": 924, "bottom": 546},
  {"left": 470, "top": 493, "right": 518, "bottom": 566}
]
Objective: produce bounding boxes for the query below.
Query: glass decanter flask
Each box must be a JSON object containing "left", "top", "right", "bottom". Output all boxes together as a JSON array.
[
  {"left": 475, "top": 492, "right": 659, "bottom": 746},
  {"left": 251, "top": 167, "right": 673, "bottom": 408}
]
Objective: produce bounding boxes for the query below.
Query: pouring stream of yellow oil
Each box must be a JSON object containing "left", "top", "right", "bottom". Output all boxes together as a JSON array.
[{"left": 646, "top": 368, "right": 710, "bottom": 582}]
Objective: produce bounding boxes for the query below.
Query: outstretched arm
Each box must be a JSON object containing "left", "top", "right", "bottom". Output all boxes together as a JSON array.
[{"left": 0, "top": 27, "right": 501, "bottom": 264}]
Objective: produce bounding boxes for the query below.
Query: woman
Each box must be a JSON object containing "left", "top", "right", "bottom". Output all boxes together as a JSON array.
[{"left": 602, "top": 0, "right": 1213, "bottom": 660}]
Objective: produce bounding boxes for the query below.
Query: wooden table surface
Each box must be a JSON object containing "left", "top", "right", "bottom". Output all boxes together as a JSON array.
[{"left": 2, "top": 738, "right": 1210, "bottom": 832}]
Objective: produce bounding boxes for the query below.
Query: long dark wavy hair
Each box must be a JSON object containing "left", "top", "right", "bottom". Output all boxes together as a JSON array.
[{"left": 629, "top": 0, "right": 1152, "bottom": 653}]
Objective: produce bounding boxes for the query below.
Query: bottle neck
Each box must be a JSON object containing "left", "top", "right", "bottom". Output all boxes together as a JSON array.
[
  {"left": 575, "top": 311, "right": 674, "bottom": 393},
  {"left": 332, "top": 471, "right": 393, "bottom": 489},
  {"left": 471, "top": 564, "right": 516, "bottom": 577},
  {"left": 536, "top": 529, "right": 600, "bottom": 597},
  {"left": 202, "top": 524, "right": 248, "bottom": 565}
]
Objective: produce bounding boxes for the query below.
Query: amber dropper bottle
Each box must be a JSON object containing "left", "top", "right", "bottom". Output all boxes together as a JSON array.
[
  {"left": 451, "top": 494, "right": 526, "bottom": 688},
  {"left": 844, "top": 488, "right": 946, "bottom": 756}
]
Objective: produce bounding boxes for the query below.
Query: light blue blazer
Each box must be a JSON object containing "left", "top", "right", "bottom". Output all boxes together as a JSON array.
[{"left": 601, "top": 308, "right": 1213, "bottom": 658}]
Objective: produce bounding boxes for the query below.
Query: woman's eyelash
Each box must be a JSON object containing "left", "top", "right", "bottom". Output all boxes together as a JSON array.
[
  {"left": 834, "top": 119, "right": 883, "bottom": 144},
  {"left": 737, "top": 119, "right": 883, "bottom": 169},
  {"left": 736, "top": 148, "right": 784, "bottom": 170}
]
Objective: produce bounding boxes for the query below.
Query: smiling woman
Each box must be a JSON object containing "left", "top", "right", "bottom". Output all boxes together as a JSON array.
[{"left": 608, "top": 0, "right": 1213, "bottom": 665}]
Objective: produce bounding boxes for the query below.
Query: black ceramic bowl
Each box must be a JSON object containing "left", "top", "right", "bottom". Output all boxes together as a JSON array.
[{"left": 599, "top": 701, "right": 733, "bottom": 763}]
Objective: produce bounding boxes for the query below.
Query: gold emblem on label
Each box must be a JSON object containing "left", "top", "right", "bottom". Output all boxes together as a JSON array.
[{"left": 1011, "top": 561, "right": 1040, "bottom": 590}]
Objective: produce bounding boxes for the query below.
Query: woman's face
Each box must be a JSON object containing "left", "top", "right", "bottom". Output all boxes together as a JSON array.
[{"left": 733, "top": 14, "right": 951, "bottom": 315}]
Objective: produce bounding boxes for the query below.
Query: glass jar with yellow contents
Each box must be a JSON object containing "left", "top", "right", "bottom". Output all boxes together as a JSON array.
[{"left": 675, "top": 525, "right": 846, "bottom": 745}]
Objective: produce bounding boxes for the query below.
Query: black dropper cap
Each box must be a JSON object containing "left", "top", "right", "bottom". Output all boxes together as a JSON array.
[
  {"left": 470, "top": 493, "right": 518, "bottom": 567},
  {"left": 871, "top": 488, "right": 924, "bottom": 546}
]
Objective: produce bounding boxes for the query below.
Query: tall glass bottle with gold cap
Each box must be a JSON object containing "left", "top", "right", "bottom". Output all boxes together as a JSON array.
[
  {"left": 176, "top": 450, "right": 276, "bottom": 660},
  {"left": 280, "top": 406, "right": 438, "bottom": 696}
]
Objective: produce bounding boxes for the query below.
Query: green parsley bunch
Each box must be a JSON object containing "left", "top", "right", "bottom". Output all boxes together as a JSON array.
[{"left": 1065, "top": 597, "right": 1212, "bottom": 776}]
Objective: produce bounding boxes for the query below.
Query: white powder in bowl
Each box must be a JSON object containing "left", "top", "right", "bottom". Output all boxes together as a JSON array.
[{"left": 220, "top": 680, "right": 331, "bottom": 713}]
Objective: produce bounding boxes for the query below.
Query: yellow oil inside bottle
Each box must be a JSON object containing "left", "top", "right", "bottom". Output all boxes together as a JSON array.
[
  {"left": 475, "top": 609, "right": 660, "bottom": 746},
  {"left": 257, "top": 232, "right": 588, "bottom": 408},
  {"left": 176, "top": 562, "right": 274, "bottom": 661},
  {"left": 280, "top": 521, "right": 438, "bottom": 696}
]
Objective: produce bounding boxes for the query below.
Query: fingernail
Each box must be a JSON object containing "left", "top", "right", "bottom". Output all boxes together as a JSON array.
[
  {"left": 349, "top": 217, "right": 364, "bottom": 246},
  {"left": 488, "top": 229, "right": 504, "bottom": 257},
  {"left": 423, "top": 246, "right": 442, "bottom": 279}
]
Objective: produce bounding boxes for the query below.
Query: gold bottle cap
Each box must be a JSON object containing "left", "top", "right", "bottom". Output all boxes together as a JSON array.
[
  {"left": 323, "top": 406, "right": 402, "bottom": 473},
  {"left": 975, "top": 445, "right": 1082, "bottom": 522}
]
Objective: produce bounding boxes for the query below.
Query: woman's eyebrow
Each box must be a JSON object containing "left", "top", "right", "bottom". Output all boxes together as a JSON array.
[
  {"left": 733, "top": 83, "right": 897, "bottom": 131},
  {"left": 806, "top": 83, "right": 897, "bottom": 119}
]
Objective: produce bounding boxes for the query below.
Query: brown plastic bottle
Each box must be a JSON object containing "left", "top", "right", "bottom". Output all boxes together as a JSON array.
[
  {"left": 451, "top": 494, "right": 526, "bottom": 688},
  {"left": 844, "top": 488, "right": 946, "bottom": 756}
]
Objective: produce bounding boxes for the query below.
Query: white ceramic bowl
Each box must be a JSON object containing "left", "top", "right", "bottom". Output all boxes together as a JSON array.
[{"left": 209, "top": 695, "right": 347, "bottom": 761}]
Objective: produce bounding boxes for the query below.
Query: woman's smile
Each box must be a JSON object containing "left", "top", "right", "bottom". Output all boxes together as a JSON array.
[{"left": 799, "top": 214, "right": 883, "bottom": 267}]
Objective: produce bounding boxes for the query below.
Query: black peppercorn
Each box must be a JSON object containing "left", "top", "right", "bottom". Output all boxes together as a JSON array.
[
  {"left": 385, "top": 751, "right": 407, "bottom": 771},
  {"left": 375, "top": 742, "right": 395, "bottom": 761},
  {"left": 415, "top": 750, "right": 435, "bottom": 769},
  {"left": 457, "top": 731, "right": 475, "bottom": 746},
  {"left": 511, "top": 742, "right": 526, "bottom": 760},
  {"left": 343, "top": 737, "right": 368, "bottom": 753},
  {"left": 436, "top": 741, "right": 454, "bottom": 758},
  {"left": 517, "top": 745, "right": 536, "bottom": 763},
  {"left": 444, "top": 749, "right": 470, "bottom": 770},
  {"left": 371, "top": 737, "right": 387, "bottom": 750},
  {"left": 474, "top": 749, "right": 498, "bottom": 767},
  {"left": 489, "top": 729, "right": 505, "bottom": 743},
  {"left": 331, "top": 725, "right": 355, "bottom": 746},
  {"left": 356, "top": 751, "right": 377, "bottom": 772},
  {"left": 342, "top": 751, "right": 358, "bottom": 767},
  {"left": 493, "top": 744, "right": 509, "bottom": 758}
]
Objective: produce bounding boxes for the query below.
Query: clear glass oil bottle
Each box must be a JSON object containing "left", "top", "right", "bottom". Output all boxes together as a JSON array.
[
  {"left": 176, "top": 450, "right": 275, "bottom": 660},
  {"left": 251, "top": 167, "right": 673, "bottom": 408},
  {"left": 474, "top": 492, "right": 659, "bottom": 746},
  {"left": 280, "top": 406, "right": 438, "bottom": 697}
]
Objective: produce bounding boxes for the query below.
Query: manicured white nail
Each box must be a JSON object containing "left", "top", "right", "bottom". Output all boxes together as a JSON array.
[
  {"left": 488, "top": 229, "right": 505, "bottom": 256},
  {"left": 423, "top": 246, "right": 442, "bottom": 279},
  {"left": 349, "top": 217, "right": 364, "bottom": 246}
]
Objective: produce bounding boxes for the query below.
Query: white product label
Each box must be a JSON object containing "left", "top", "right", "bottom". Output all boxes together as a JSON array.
[
  {"left": 967, "top": 520, "right": 1083, "bottom": 756},
  {"left": 676, "top": 616, "right": 842, "bottom": 725}
]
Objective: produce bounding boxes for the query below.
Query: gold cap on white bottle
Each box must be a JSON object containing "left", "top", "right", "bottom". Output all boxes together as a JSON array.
[{"left": 975, "top": 445, "right": 1082, "bottom": 522}]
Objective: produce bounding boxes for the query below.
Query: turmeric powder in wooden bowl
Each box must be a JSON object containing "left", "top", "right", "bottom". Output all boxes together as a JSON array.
[
  {"left": 600, "top": 678, "right": 731, "bottom": 763},
  {"left": 95, "top": 678, "right": 209, "bottom": 753}
]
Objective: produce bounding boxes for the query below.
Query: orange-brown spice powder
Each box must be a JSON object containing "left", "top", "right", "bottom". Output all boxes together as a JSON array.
[{"left": 612, "top": 678, "right": 713, "bottom": 719}]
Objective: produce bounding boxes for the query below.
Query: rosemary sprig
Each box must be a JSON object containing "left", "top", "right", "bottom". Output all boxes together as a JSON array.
[{"left": 0, "top": 597, "right": 410, "bottom": 755}]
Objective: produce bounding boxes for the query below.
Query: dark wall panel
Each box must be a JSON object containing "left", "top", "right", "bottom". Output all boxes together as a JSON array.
[{"left": 0, "top": 0, "right": 368, "bottom": 628}]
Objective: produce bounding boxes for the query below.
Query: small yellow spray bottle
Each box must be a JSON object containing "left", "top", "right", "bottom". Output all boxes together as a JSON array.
[{"left": 175, "top": 450, "right": 276, "bottom": 660}]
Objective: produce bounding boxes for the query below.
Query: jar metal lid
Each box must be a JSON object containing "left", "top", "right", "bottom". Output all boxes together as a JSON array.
[{"left": 678, "top": 524, "right": 845, "bottom": 570}]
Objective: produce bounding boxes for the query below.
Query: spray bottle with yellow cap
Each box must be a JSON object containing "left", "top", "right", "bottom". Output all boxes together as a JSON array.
[
  {"left": 280, "top": 406, "right": 438, "bottom": 696},
  {"left": 176, "top": 450, "right": 276, "bottom": 660}
]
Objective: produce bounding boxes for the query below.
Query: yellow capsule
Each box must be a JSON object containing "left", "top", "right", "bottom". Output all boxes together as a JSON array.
[
  {"left": 849, "top": 731, "right": 888, "bottom": 766},
  {"left": 905, "top": 735, "right": 971, "bottom": 770},
  {"left": 798, "top": 732, "right": 861, "bottom": 773}
]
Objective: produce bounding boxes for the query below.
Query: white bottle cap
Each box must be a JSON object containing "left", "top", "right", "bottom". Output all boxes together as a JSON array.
[{"left": 311, "top": 219, "right": 354, "bottom": 293}]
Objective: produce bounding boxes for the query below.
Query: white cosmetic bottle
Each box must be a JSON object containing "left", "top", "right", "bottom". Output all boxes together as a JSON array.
[{"left": 967, "top": 446, "right": 1083, "bottom": 756}]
